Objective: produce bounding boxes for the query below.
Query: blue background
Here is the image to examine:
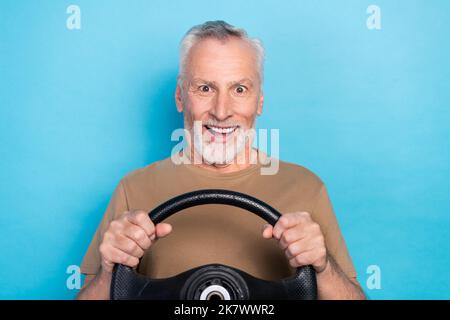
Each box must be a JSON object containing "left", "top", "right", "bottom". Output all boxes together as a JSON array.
[{"left": 0, "top": 0, "right": 449, "bottom": 299}]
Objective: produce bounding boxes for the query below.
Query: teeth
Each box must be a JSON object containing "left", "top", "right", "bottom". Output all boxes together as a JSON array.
[{"left": 207, "top": 126, "right": 237, "bottom": 134}]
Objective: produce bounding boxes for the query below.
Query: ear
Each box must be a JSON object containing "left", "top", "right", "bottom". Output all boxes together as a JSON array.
[
  {"left": 175, "top": 84, "right": 184, "bottom": 113},
  {"left": 257, "top": 92, "right": 264, "bottom": 116}
]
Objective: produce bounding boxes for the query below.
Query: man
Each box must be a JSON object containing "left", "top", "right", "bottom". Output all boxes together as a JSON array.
[{"left": 77, "top": 20, "right": 365, "bottom": 300}]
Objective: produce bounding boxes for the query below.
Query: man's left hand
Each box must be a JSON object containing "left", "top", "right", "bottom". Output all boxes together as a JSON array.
[{"left": 262, "top": 211, "right": 329, "bottom": 273}]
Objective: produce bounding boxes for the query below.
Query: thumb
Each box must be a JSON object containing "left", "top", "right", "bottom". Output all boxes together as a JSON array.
[
  {"left": 262, "top": 224, "right": 273, "bottom": 239},
  {"left": 154, "top": 223, "right": 172, "bottom": 239}
]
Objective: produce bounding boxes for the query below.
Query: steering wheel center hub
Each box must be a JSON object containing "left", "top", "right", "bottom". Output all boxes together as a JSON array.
[{"left": 181, "top": 264, "right": 249, "bottom": 300}]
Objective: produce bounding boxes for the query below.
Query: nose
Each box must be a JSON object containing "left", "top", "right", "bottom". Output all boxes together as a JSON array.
[{"left": 210, "top": 91, "right": 233, "bottom": 122}]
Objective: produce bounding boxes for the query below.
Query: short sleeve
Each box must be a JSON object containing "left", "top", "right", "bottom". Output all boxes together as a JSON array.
[
  {"left": 312, "top": 184, "right": 357, "bottom": 279},
  {"left": 80, "top": 180, "right": 129, "bottom": 275}
]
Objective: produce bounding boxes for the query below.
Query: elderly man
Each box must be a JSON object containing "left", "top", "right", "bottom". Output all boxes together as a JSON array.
[{"left": 77, "top": 20, "right": 365, "bottom": 300}]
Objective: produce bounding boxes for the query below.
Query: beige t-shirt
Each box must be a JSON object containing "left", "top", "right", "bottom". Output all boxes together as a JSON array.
[{"left": 80, "top": 151, "right": 357, "bottom": 281}]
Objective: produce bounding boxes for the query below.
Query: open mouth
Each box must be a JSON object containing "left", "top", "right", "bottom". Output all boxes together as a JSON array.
[{"left": 204, "top": 125, "right": 239, "bottom": 136}]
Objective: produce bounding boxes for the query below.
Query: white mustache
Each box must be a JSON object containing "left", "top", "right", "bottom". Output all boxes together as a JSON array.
[{"left": 201, "top": 120, "right": 242, "bottom": 128}]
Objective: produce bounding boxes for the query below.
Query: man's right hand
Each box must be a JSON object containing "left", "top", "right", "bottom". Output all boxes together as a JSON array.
[{"left": 99, "top": 210, "right": 172, "bottom": 273}]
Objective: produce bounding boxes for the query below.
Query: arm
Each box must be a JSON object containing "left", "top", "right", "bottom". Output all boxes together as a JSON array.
[
  {"left": 76, "top": 269, "right": 111, "bottom": 300},
  {"left": 316, "top": 254, "right": 365, "bottom": 300}
]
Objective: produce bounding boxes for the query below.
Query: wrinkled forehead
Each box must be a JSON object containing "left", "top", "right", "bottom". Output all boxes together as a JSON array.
[{"left": 185, "top": 37, "right": 260, "bottom": 84}]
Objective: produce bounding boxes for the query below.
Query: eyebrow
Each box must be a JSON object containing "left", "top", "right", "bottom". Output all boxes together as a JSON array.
[
  {"left": 228, "top": 78, "right": 254, "bottom": 88},
  {"left": 191, "top": 78, "right": 254, "bottom": 88}
]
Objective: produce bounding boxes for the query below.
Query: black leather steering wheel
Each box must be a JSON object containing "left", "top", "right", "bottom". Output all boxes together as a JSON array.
[{"left": 110, "top": 189, "right": 317, "bottom": 300}]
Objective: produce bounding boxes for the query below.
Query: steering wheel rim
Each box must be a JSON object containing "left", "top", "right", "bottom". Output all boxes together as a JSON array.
[{"left": 110, "top": 189, "right": 317, "bottom": 300}]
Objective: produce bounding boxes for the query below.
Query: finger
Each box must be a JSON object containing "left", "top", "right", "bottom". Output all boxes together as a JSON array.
[
  {"left": 126, "top": 210, "right": 155, "bottom": 236},
  {"left": 284, "top": 238, "right": 319, "bottom": 260},
  {"left": 288, "top": 249, "right": 318, "bottom": 268},
  {"left": 121, "top": 224, "right": 152, "bottom": 250},
  {"left": 155, "top": 223, "right": 172, "bottom": 239},
  {"left": 101, "top": 245, "right": 140, "bottom": 268},
  {"left": 272, "top": 212, "right": 310, "bottom": 239},
  {"left": 279, "top": 224, "right": 308, "bottom": 249},
  {"left": 112, "top": 234, "right": 144, "bottom": 258},
  {"left": 284, "top": 231, "right": 325, "bottom": 259},
  {"left": 262, "top": 224, "right": 273, "bottom": 239}
]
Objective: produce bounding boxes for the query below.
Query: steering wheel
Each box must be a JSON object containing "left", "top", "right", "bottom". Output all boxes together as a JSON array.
[{"left": 110, "top": 189, "right": 317, "bottom": 300}]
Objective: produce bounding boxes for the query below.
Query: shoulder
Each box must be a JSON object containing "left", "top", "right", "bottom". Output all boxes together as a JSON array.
[
  {"left": 268, "top": 157, "right": 326, "bottom": 194},
  {"left": 120, "top": 156, "right": 174, "bottom": 187}
]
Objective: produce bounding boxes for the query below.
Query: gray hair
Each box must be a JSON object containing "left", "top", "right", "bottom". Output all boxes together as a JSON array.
[{"left": 177, "top": 20, "right": 265, "bottom": 88}]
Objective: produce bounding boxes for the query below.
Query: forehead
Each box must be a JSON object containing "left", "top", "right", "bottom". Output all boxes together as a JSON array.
[{"left": 185, "top": 37, "right": 259, "bottom": 81}]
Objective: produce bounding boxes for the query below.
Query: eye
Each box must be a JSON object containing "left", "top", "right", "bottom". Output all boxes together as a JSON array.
[
  {"left": 199, "top": 85, "right": 211, "bottom": 93},
  {"left": 235, "top": 85, "right": 247, "bottom": 95}
]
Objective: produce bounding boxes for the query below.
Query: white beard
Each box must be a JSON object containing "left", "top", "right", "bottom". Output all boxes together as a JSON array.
[{"left": 193, "top": 126, "right": 249, "bottom": 165}]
